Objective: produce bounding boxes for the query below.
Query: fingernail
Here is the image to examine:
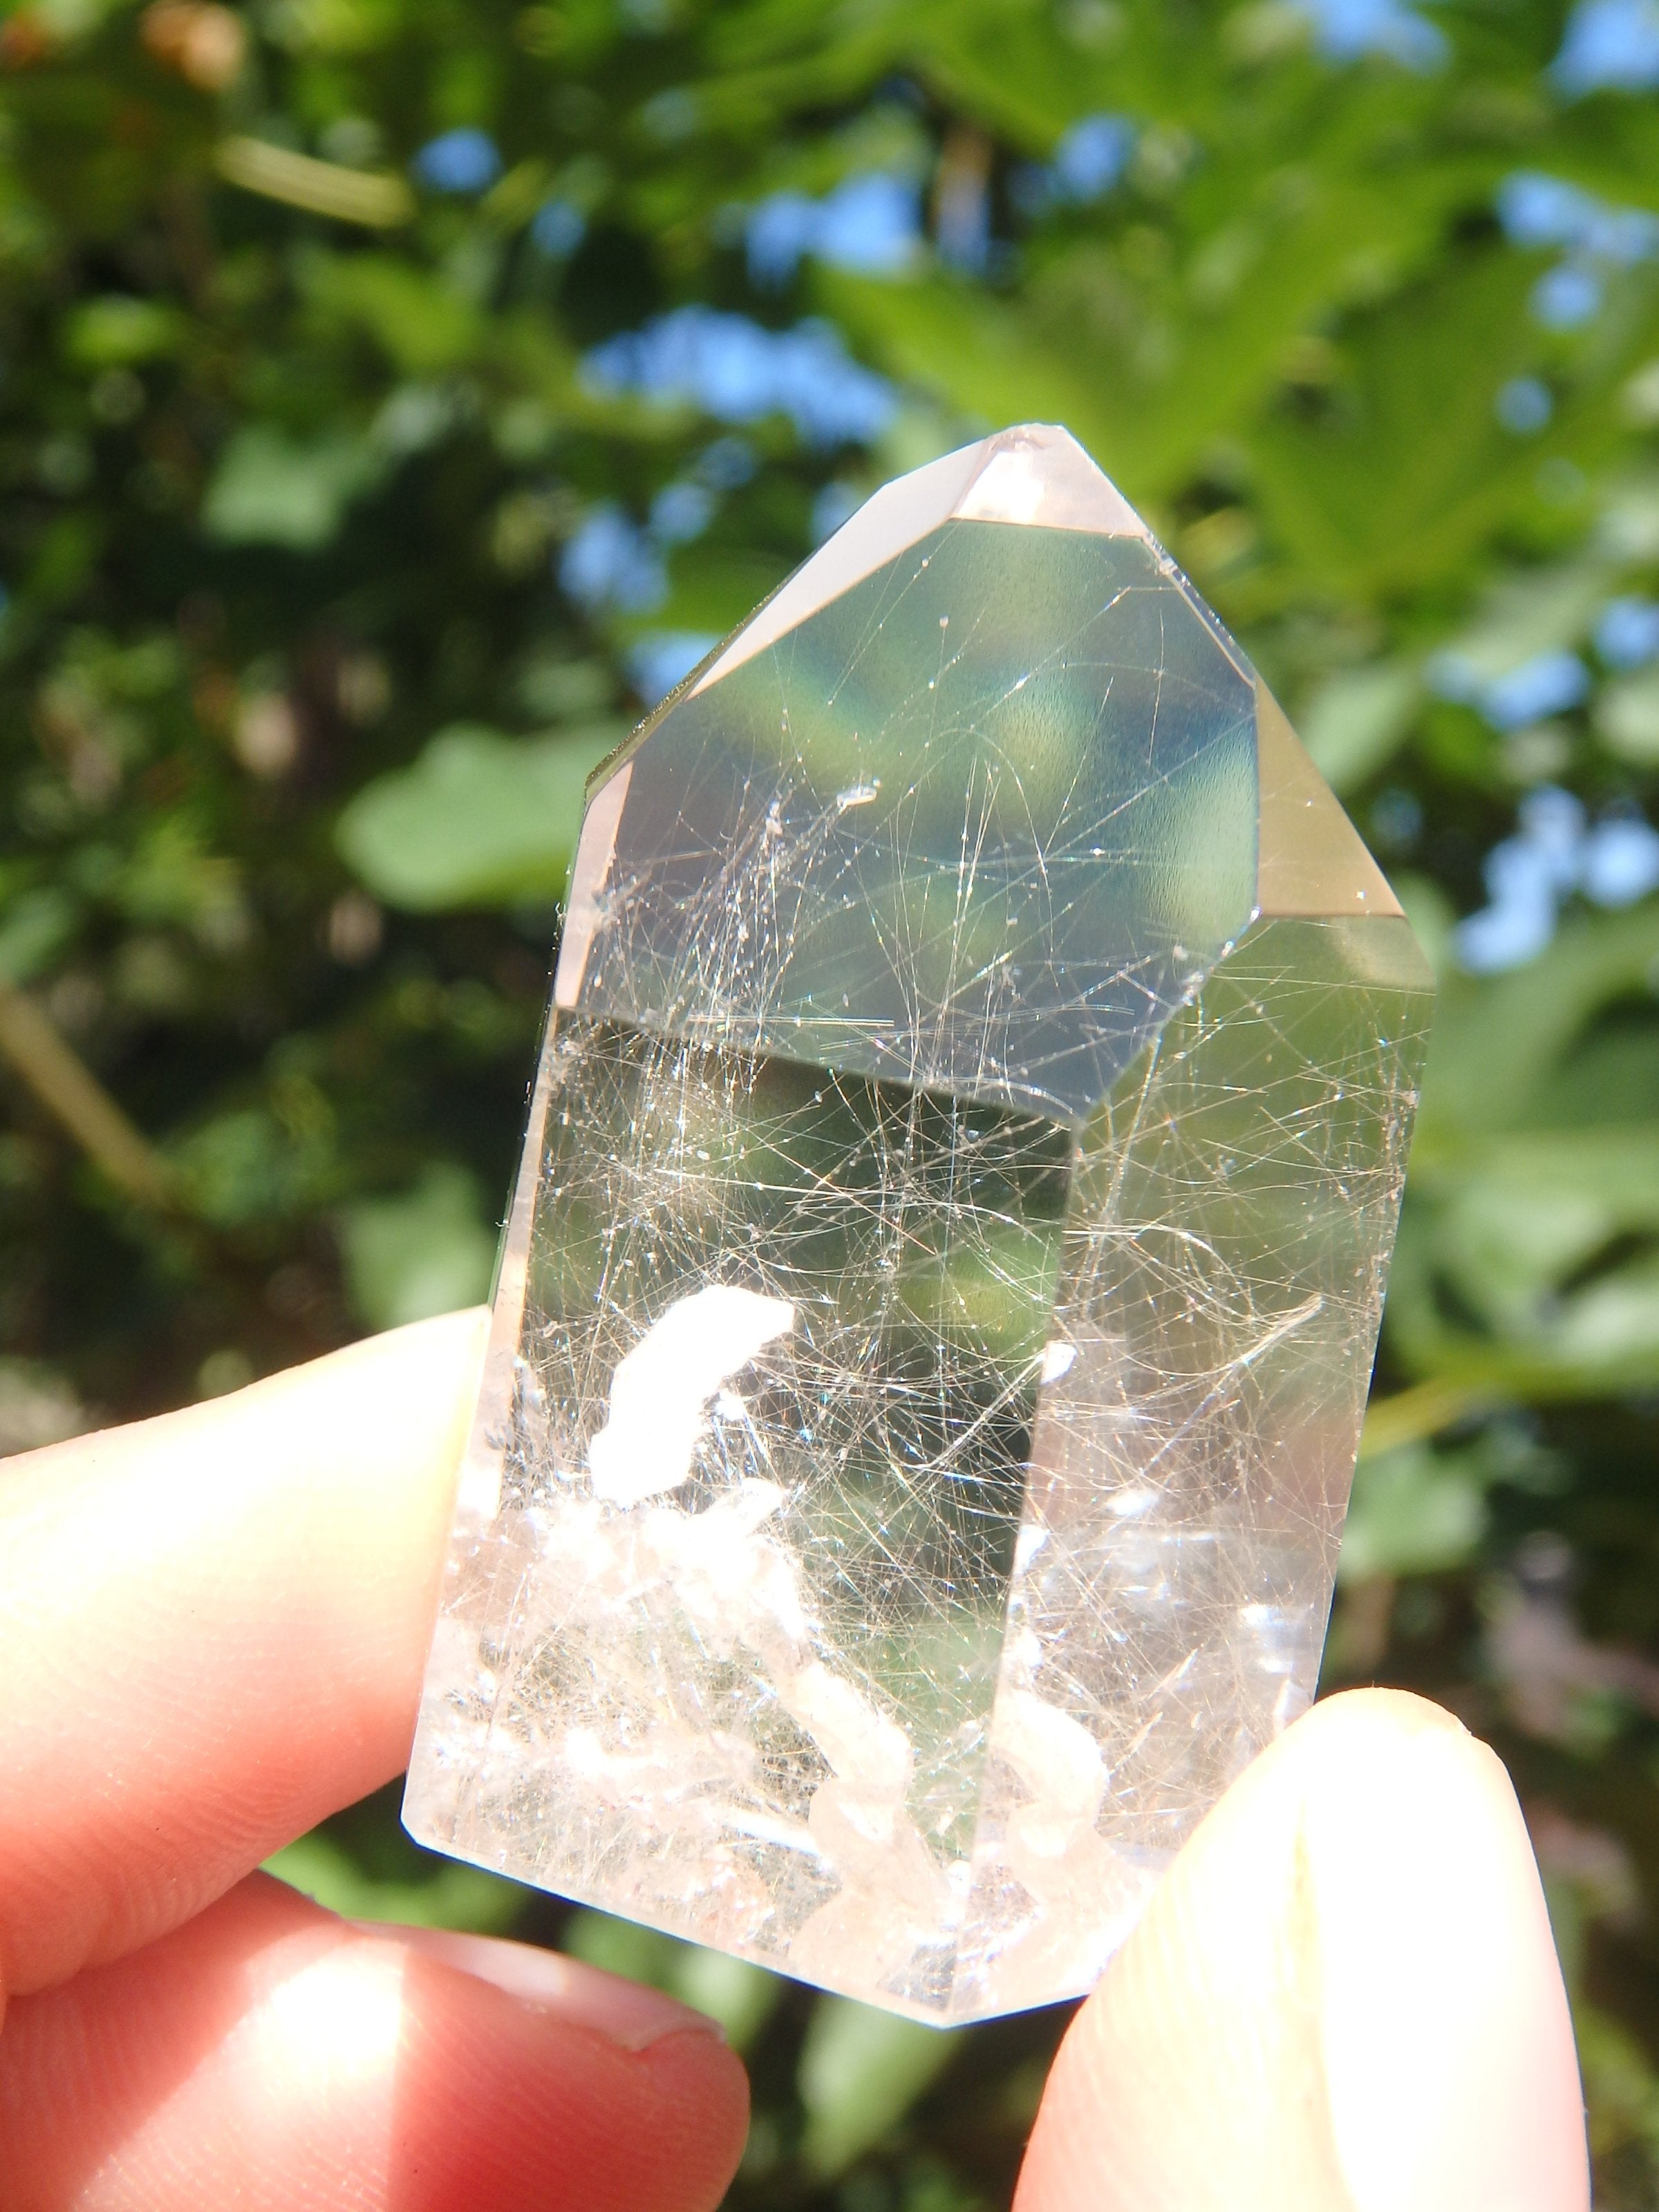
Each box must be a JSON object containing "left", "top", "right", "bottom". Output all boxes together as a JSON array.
[
  {"left": 364, "top": 1924, "right": 727, "bottom": 2051},
  {"left": 1302, "top": 1716, "right": 1588, "bottom": 2212}
]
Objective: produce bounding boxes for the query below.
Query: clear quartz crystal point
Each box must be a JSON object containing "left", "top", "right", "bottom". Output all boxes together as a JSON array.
[{"left": 404, "top": 425, "right": 1433, "bottom": 2024}]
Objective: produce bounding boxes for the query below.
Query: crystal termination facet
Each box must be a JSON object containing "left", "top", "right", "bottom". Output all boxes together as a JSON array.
[{"left": 404, "top": 424, "right": 1432, "bottom": 2024}]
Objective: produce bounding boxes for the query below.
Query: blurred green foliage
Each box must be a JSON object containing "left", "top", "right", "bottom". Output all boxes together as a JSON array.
[{"left": 3, "top": 0, "right": 1659, "bottom": 2200}]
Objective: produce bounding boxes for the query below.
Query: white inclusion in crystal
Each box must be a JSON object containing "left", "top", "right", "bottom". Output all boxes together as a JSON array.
[
  {"left": 969, "top": 1676, "right": 1138, "bottom": 2013},
  {"left": 624, "top": 1461, "right": 945, "bottom": 1987},
  {"left": 786, "top": 1651, "right": 955, "bottom": 1982},
  {"left": 1038, "top": 1340, "right": 1076, "bottom": 1385},
  {"left": 588, "top": 1284, "right": 796, "bottom": 1507},
  {"left": 1012, "top": 1524, "right": 1049, "bottom": 1573},
  {"left": 999, "top": 1691, "right": 1107, "bottom": 1831},
  {"left": 783, "top": 1659, "right": 912, "bottom": 1795},
  {"left": 835, "top": 780, "right": 880, "bottom": 812},
  {"left": 639, "top": 1477, "right": 810, "bottom": 1649}
]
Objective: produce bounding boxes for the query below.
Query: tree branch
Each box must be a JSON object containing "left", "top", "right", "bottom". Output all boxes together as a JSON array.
[{"left": 0, "top": 982, "right": 176, "bottom": 1210}]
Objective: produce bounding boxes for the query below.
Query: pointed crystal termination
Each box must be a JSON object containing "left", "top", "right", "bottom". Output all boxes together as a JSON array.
[{"left": 404, "top": 424, "right": 1433, "bottom": 2025}]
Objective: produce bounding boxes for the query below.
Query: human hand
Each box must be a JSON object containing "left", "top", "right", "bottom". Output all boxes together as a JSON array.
[
  {"left": 0, "top": 1312, "right": 1589, "bottom": 2210},
  {"left": 1015, "top": 1656, "right": 1590, "bottom": 2212}
]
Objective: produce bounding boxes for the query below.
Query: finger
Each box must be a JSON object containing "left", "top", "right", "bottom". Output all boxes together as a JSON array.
[
  {"left": 0, "top": 1309, "right": 488, "bottom": 2005},
  {"left": 0, "top": 1873, "right": 749, "bottom": 2212},
  {"left": 1015, "top": 1689, "right": 1588, "bottom": 2212}
]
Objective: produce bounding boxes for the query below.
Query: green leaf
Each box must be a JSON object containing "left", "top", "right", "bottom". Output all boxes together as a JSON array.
[
  {"left": 336, "top": 722, "right": 621, "bottom": 911},
  {"left": 825, "top": 115, "right": 1472, "bottom": 505},
  {"left": 1595, "top": 666, "right": 1659, "bottom": 767},
  {"left": 798, "top": 1997, "right": 961, "bottom": 2177},
  {"left": 670, "top": 1944, "right": 783, "bottom": 2053},
  {"left": 170, "top": 1105, "right": 341, "bottom": 1230},
  {"left": 1248, "top": 252, "right": 1659, "bottom": 596},
  {"left": 1391, "top": 1123, "right": 1659, "bottom": 1394},
  {"left": 646, "top": 550, "right": 792, "bottom": 640},
  {"left": 1338, "top": 1441, "right": 1489, "bottom": 1582},
  {"left": 1575, "top": 2005, "right": 1659, "bottom": 2182},
  {"left": 64, "top": 294, "right": 186, "bottom": 369},
  {"left": 335, "top": 1162, "right": 498, "bottom": 1332},
  {"left": 1437, "top": 558, "right": 1615, "bottom": 688},
  {"left": 561, "top": 1908, "right": 686, "bottom": 1986},
  {"left": 299, "top": 251, "right": 486, "bottom": 377},
  {"left": 1416, "top": 906, "right": 1659, "bottom": 1149},
  {"left": 563, "top": 1908, "right": 783, "bottom": 2052},
  {"left": 0, "top": 885, "right": 78, "bottom": 985},
  {"left": 1296, "top": 661, "right": 1419, "bottom": 794},
  {"left": 202, "top": 425, "right": 388, "bottom": 551},
  {"left": 265, "top": 1832, "right": 528, "bottom": 1933},
  {"left": 0, "top": 1357, "right": 89, "bottom": 1454},
  {"left": 1551, "top": 1253, "right": 1659, "bottom": 1378}
]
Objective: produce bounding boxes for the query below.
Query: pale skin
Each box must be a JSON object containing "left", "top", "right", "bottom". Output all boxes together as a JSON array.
[{"left": 0, "top": 1309, "right": 1591, "bottom": 2211}]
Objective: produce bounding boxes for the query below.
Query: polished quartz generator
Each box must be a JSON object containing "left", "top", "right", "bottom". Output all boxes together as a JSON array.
[{"left": 404, "top": 424, "right": 1432, "bottom": 2023}]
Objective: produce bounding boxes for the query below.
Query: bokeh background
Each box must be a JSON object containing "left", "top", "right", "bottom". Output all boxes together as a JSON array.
[{"left": 4, "top": 0, "right": 1659, "bottom": 2198}]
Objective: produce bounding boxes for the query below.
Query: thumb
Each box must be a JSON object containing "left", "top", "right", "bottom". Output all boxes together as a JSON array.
[{"left": 1015, "top": 1689, "right": 1588, "bottom": 2212}]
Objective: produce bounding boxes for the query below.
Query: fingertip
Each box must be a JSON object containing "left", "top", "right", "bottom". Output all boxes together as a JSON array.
[
  {"left": 385, "top": 1924, "right": 751, "bottom": 2212},
  {"left": 1, "top": 1877, "right": 751, "bottom": 2212},
  {"left": 0, "top": 1311, "right": 494, "bottom": 1998},
  {"left": 387, "top": 1934, "right": 752, "bottom": 2212},
  {"left": 380, "top": 1923, "right": 732, "bottom": 2050},
  {"left": 1300, "top": 1696, "right": 1587, "bottom": 2212},
  {"left": 1018, "top": 1692, "right": 1588, "bottom": 2212},
  {"left": 602, "top": 2015, "right": 753, "bottom": 2212},
  {"left": 310, "top": 1305, "right": 491, "bottom": 1398},
  {"left": 1271, "top": 1682, "right": 1471, "bottom": 1756}
]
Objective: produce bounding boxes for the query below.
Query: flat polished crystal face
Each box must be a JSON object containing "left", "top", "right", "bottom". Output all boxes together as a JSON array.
[
  {"left": 556, "top": 515, "right": 1257, "bottom": 1118},
  {"left": 404, "top": 425, "right": 1433, "bottom": 2023}
]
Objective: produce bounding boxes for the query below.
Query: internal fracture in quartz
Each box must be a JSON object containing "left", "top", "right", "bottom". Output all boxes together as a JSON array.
[{"left": 405, "top": 424, "right": 1433, "bottom": 2023}]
